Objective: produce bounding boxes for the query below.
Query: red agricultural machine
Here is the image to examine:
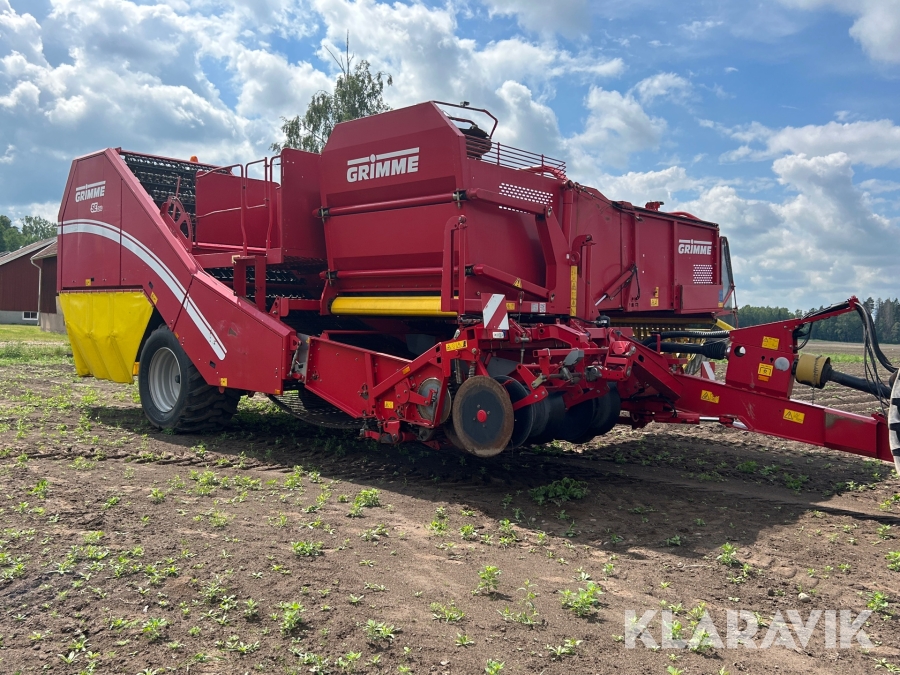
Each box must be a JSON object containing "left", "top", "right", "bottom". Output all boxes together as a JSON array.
[{"left": 56, "top": 101, "right": 900, "bottom": 470}]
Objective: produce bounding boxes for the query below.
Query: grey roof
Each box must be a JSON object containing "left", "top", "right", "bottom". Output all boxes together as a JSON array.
[
  {"left": 0, "top": 238, "right": 55, "bottom": 267},
  {"left": 30, "top": 240, "right": 57, "bottom": 261}
]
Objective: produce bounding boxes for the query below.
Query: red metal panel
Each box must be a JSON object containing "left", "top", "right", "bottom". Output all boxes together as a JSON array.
[
  {"left": 677, "top": 284, "right": 721, "bottom": 312},
  {"left": 320, "top": 102, "right": 464, "bottom": 209},
  {"left": 59, "top": 153, "right": 122, "bottom": 288},
  {"left": 117, "top": 174, "right": 192, "bottom": 332},
  {"left": 195, "top": 172, "right": 276, "bottom": 249},
  {"left": 59, "top": 148, "right": 293, "bottom": 394},
  {"left": 278, "top": 149, "right": 326, "bottom": 262},
  {"left": 172, "top": 273, "right": 293, "bottom": 393}
]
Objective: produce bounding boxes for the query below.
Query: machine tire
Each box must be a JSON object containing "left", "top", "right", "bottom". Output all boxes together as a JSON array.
[
  {"left": 451, "top": 376, "right": 514, "bottom": 457},
  {"left": 890, "top": 373, "right": 900, "bottom": 476},
  {"left": 553, "top": 398, "right": 597, "bottom": 442},
  {"left": 571, "top": 386, "right": 622, "bottom": 444},
  {"left": 494, "top": 376, "right": 534, "bottom": 448},
  {"left": 138, "top": 326, "right": 240, "bottom": 432}
]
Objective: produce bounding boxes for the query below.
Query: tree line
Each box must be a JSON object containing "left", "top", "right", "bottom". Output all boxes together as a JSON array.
[
  {"left": 738, "top": 298, "right": 900, "bottom": 344},
  {"left": 0, "top": 215, "right": 56, "bottom": 252}
]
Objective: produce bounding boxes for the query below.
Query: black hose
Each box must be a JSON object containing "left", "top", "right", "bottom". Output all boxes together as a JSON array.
[
  {"left": 854, "top": 303, "right": 896, "bottom": 374},
  {"left": 653, "top": 341, "right": 730, "bottom": 360},
  {"left": 829, "top": 369, "right": 892, "bottom": 399},
  {"left": 641, "top": 330, "right": 730, "bottom": 346}
]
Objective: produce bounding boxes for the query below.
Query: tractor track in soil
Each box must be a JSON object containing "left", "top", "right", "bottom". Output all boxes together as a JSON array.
[{"left": 3, "top": 352, "right": 900, "bottom": 674}]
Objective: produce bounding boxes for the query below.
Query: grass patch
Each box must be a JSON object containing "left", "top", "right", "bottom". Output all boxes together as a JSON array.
[
  {"left": 0, "top": 342, "right": 71, "bottom": 366},
  {"left": 0, "top": 325, "right": 69, "bottom": 343},
  {"left": 529, "top": 478, "right": 589, "bottom": 506}
]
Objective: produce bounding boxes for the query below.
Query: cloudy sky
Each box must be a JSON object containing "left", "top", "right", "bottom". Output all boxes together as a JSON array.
[{"left": 1, "top": 0, "right": 899, "bottom": 308}]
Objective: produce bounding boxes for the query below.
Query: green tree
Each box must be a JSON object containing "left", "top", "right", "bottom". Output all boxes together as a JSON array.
[
  {"left": 21, "top": 216, "right": 55, "bottom": 243},
  {"left": 271, "top": 35, "right": 392, "bottom": 153},
  {"left": 0, "top": 214, "right": 55, "bottom": 252}
]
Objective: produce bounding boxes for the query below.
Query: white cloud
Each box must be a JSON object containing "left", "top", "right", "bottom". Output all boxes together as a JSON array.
[
  {"left": 680, "top": 19, "right": 724, "bottom": 38},
  {"left": 310, "top": 0, "right": 626, "bottom": 163},
  {"left": 779, "top": 0, "right": 900, "bottom": 63},
  {"left": 566, "top": 87, "right": 666, "bottom": 170},
  {"left": 713, "top": 119, "right": 900, "bottom": 168},
  {"left": 674, "top": 153, "right": 900, "bottom": 307},
  {"left": 594, "top": 165, "right": 701, "bottom": 205},
  {"left": 631, "top": 72, "right": 691, "bottom": 104},
  {"left": 480, "top": 0, "right": 590, "bottom": 38},
  {"left": 233, "top": 50, "right": 331, "bottom": 119}
]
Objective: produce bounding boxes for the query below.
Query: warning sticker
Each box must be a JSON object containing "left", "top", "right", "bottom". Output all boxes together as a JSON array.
[
  {"left": 762, "top": 336, "right": 780, "bottom": 350},
  {"left": 506, "top": 302, "right": 517, "bottom": 311},
  {"left": 700, "top": 390, "right": 720, "bottom": 404},
  {"left": 758, "top": 363, "right": 774, "bottom": 381},
  {"left": 445, "top": 340, "right": 467, "bottom": 352},
  {"left": 569, "top": 266, "right": 578, "bottom": 316},
  {"left": 650, "top": 298, "right": 659, "bottom": 307},
  {"left": 783, "top": 409, "right": 805, "bottom": 424},
  {"left": 514, "top": 278, "right": 522, "bottom": 288},
  {"left": 150, "top": 291, "right": 158, "bottom": 305},
  {"left": 529, "top": 302, "right": 547, "bottom": 313},
  {"left": 384, "top": 400, "right": 394, "bottom": 409}
]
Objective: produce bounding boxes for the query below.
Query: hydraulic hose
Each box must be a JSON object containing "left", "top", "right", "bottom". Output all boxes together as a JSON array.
[
  {"left": 828, "top": 369, "right": 892, "bottom": 399},
  {"left": 795, "top": 352, "right": 892, "bottom": 398},
  {"left": 653, "top": 340, "right": 730, "bottom": 360},
  {"left": 854, "top": 303, "right": 897, "bottom": 374},
  {"left": 641, "top": 330, "right": 730, "bottom": 346}
]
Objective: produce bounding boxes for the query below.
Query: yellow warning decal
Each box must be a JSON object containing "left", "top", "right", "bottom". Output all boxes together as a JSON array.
[
  {"left": 445, "top": 339, "right": 467, "bottom": 352},
  {"left": 85, "top": 279, "right": 92, "bottom": 287},
  {"left": 758, "top": 363, "right": 774, "bottom": 381},
  {"left": 150, "top": 291, "right": 158, "bottom": 305},
  {"left": 384, "top": 400, "right": 394, "bottom": 409},
  {"left": 569, "top": 266, "right": 578, "bottom": 316},
  {"left": 650, "top": 298, "right": 659, "bottom": 307},
  {"left": 219, "top": 377, "right": 228, "bottom": 387},
  {"left": 700, "top": 390, "right": 720, "bottom": 404},
  {"left": 514, "top": 278, "right": 522, "bottom": 288},
  {"left": 762, "top": 336, "right": 780, "bottom": 350},
  {"left": 783, "top": 409, "right": 805, "bottom": 424},
  {"left": 506, "top": 302, "right": 516, "bottom": 311}
]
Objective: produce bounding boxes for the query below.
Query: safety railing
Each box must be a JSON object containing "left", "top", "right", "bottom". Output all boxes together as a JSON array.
[
  {"left": 195, "top": 157, "right": 281, "bottom": 256},
  {"left": 467, "top": 138, "right": 566, "bottom": 179}
]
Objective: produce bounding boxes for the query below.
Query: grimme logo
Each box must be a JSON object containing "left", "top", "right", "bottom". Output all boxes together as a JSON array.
[
  {"left": 678, "top": 238, "right": 712, "bottom": 255},
  {"left": 74, "top": 180, "right": 106, "bottom": 203},
  {"left": 346, "top": 147, "right": 419, "bottom": 183}
]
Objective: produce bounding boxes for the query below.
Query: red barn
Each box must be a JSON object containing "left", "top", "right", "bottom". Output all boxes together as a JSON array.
[{"left": 0, "top": 238, "right": 55, "bottom": 326}]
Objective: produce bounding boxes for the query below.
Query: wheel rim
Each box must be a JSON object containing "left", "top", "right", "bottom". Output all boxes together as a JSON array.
[
  {"left": 451, "top": 376, "right": 514, "bottom": 457},
  {"left": 148, "top": 347, "right": 181, "bottom": 413}
]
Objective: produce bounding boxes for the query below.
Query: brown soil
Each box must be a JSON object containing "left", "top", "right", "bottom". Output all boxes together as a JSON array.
[{"left": 1, "top": 352, "right": 899, "bottom": 675}]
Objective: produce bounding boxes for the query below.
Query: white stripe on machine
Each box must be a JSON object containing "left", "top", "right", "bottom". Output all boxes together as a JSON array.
[{"left": 60, "top": 219, "right": 226, "bottom": 360}]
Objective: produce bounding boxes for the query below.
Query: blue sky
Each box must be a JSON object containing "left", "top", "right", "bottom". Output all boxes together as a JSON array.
[{"left": 1, "top": 0, "right": 898, "bottom": 308}]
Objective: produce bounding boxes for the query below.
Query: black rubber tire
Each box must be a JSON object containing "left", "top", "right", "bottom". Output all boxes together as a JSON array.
[
  {"left": 890, "top": 373, "right": 900, "bottom": 476},
  {"left": 570, "top": 386, "right": 622, "bottom": 444},
  {"left": 529, "top": 393, "right": 566, "bottom": 444},
  {"left": 494, "top": 376, "right": 534, "bottom": 448},
  {"left": 138, "top": 326, "right": 241, "bottom": 432},
  {"left": 554, "top": 398, "right": 597, "bottom": 442}
]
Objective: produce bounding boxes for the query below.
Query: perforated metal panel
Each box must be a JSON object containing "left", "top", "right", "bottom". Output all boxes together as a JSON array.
[
  {"left": 499, "top": 183, "right": 552, "bottom": 205},
  {"left": 693, "top": 264, "right": 714, "bottom": 285}
]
